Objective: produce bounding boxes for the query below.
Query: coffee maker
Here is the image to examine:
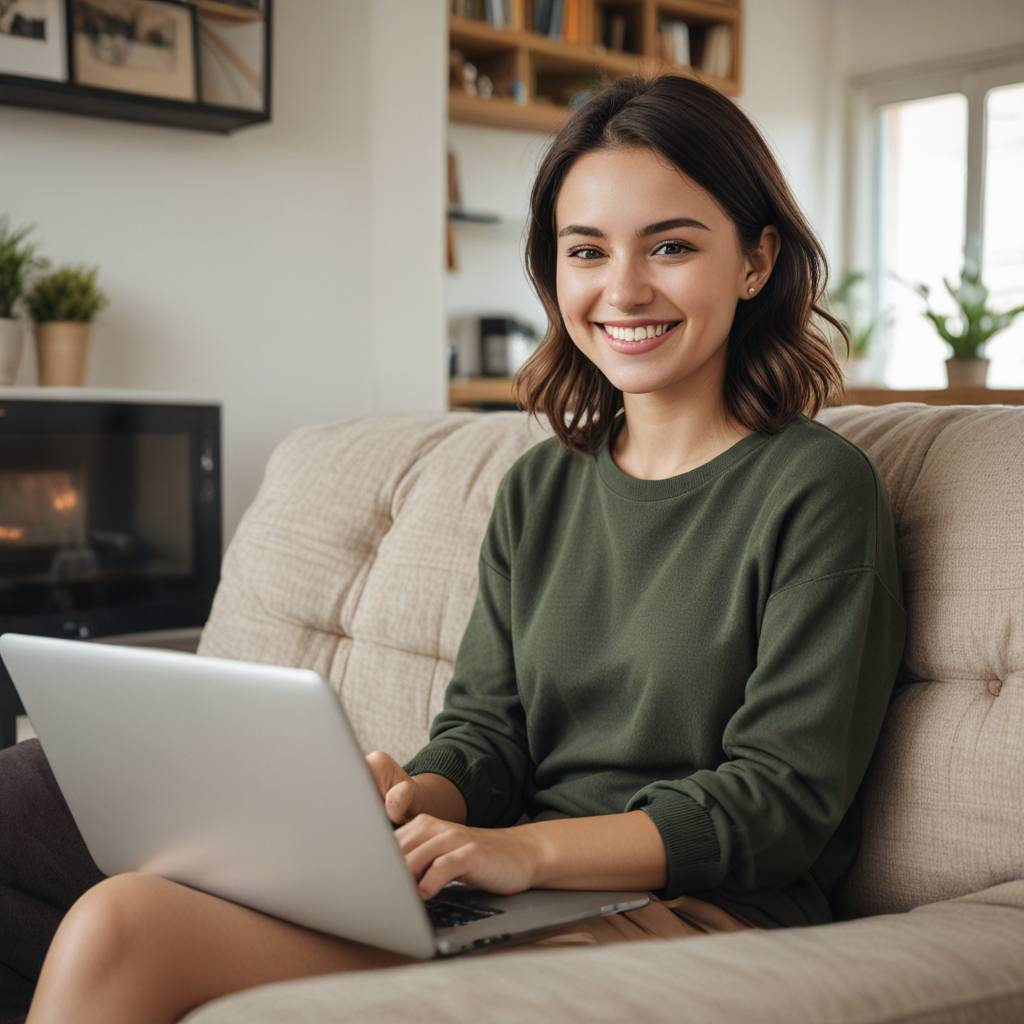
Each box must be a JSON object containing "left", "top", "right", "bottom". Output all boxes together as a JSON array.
[{"left": 478, "top": 316, "right": 540, "bottom": 377}]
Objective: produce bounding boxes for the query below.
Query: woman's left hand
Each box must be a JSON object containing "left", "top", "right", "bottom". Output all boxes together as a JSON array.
[{"left": 394, "top": 814, "right": 543, "bottom": 900}]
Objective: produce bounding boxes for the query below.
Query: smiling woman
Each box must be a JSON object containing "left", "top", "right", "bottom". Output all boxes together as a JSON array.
[
  {"left": 512, "top": 73, "right": 849, "bottom": 477},
  {"left": 401, "top": 70, "right": 904, "bottom": 951}
]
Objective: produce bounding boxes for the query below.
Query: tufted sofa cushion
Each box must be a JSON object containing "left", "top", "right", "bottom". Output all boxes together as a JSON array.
[
  {"left": 818, "top": 403, "right": 1024, "bottom": 919},
  {"left": 197, "top": 402, "right": 1024, "bottom": 922}
]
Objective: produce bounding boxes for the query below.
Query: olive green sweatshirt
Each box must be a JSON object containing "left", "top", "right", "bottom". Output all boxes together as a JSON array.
[{"left": 403, "top": 411, "right": 907, "bottom": 930}]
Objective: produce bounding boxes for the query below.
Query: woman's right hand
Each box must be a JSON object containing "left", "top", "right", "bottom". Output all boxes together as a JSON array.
[{"left": 364, "top": 751, "right": 428, "bottom": 825}]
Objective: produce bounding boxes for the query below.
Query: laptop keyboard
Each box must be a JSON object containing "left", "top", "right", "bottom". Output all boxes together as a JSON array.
[{"left": 424, "top": 894, "right": 504, "bottom": 930}]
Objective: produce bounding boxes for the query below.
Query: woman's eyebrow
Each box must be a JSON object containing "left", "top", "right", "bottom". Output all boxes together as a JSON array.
[{"left": 557, "top": 217, "right": 711, "bottom": 239}]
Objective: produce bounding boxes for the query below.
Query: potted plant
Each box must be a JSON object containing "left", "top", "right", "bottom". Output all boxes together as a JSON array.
[
  {"left": 26, "top": 263, "right": 108, "bottom": 387},
  {"left": 826, "top": 269, "right": 893, "bottom": 385},
  {"left": 0, "top": 217, "right": 48, "bottom": 385},
  {"left": 894, "top": 259, "right": 1024, "bottom": 388}
]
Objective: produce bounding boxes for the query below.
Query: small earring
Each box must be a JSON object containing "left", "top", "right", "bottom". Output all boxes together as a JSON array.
[{"left": 747, "top": 286, "right": 755, "bottom": 295}]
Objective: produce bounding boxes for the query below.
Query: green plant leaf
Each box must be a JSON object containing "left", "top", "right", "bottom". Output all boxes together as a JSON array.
[
  {"left": 25, "top": 263, "right": 108, "bottom": 324},
  {"left": 0, "top": 216, "right": 48, "bottom": 319}
]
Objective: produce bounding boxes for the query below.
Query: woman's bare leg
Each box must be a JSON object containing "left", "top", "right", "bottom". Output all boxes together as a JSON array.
[{"left": 26, "top": 872, "right": 422, "bottom": 1024}]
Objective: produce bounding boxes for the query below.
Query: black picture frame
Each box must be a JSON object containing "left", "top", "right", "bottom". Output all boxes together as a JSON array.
[
  {"left": 0, "top": 0, "right": 68, "bottom": 81},
  {"left": 66, "top": 0, "right": 201, "bottom": 104}
]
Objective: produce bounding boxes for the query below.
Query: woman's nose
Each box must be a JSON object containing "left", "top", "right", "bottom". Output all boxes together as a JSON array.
[{"left": 604, "top": 257, "right": 654, "bottom": 310}]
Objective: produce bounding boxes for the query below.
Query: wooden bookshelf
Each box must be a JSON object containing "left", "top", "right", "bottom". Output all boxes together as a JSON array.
[
  {"left": 448, "top": 378, "right": 1024, "bottom": 411},
  {"left": 448, "top": 0, "right": 742, "bottom": 133}
]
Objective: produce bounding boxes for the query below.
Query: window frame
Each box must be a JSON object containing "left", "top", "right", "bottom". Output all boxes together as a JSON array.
[{"left": 845, "top": 46, "right": 1024, "bottom": 378}]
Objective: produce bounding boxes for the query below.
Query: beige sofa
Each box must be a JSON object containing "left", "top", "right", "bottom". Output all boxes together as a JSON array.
[{"left": 183, "top": 402, "right": 1024, "bottom": 1024}]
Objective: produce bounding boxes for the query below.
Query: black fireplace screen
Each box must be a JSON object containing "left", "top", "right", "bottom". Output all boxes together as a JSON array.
[
  {"left": 0, "top": 432, "right": 196, "bottom": 613},
  {"left": 0, "top": 397, "right": 220, "bottom": 631}
]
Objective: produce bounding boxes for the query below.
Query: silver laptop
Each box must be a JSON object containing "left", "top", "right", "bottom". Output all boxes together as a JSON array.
[{"left": 0, "top": 632, "right": 650, "bottom": 959}]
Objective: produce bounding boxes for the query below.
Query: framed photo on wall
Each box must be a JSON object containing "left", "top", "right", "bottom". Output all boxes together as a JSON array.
[
  {"left": 195, "top": 0, "right": 264, "bottom": 110},
  {"left": 69, "top": 0, "right": 199, "bottom": 102},
  {"left": 0, "top": 0, "right": 67, "bottom": 81}
]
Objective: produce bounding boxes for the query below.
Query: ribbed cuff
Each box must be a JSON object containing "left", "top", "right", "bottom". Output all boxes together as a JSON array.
[
  {"left": 401, "top": 745, "right": 480, "bottom": 825},
  {"left": 640, "top": 794, "right": 721, "bottom": 898}
]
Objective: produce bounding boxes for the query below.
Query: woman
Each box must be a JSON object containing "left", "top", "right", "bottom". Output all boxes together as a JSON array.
[{"left": 2, "top": 72, "right": 907, "bottom": 1023}]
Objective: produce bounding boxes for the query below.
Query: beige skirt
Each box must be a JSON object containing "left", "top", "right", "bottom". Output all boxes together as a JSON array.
[{"left": 461, "top": 894, "right": 757, "bottom": 957}]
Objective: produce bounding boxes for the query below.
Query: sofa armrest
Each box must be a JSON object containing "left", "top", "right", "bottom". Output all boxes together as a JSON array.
[{"left": 183, "top": 881, "right": 1024, "bottom": 1024}]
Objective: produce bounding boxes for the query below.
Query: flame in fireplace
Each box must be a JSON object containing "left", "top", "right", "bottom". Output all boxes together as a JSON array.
[
  {"left": 52, "top": 487, "right": 78, "bottom": 512},
  {"left": 0, "top": 471, "right": 86, "bottom": 547}
]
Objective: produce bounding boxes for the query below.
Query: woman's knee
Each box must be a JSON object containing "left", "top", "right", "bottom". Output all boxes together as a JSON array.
[{"left": 44, "top": 873, "right": 164, "bottom": 983}]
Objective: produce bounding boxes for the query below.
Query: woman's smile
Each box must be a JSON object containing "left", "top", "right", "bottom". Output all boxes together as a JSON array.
[{"left": 597, "top": 320, "right": 683, "bottom": 355}]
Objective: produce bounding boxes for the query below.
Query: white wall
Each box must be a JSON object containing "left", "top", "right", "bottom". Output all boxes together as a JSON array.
[
  {"left": 370, "top": 0, "right": 448, "bottom": 414},
  {"left": 735, "top": 0, "right": 836, "bottom": 256},
  {"left": 3, "top": 0, "right": 447, "bottom": 546}
]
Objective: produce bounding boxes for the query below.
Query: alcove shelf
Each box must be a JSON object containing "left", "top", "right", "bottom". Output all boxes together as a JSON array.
[{"left": 449, "top": 0, "right": 743, "bottom": 133}]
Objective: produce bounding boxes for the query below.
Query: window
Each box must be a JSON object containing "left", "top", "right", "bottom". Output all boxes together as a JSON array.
[
  {"left": 877, "top": 94, "right": 968, "bottom": 388},
  {"left": 981, "top": 82, "right": 1024, "bottom": 387},
  {"left": 849, "top": 53, "right": 1024, "bottom": 388}
]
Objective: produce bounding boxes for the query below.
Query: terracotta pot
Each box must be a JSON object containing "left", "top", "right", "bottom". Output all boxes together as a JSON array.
[
  {"left": 35, "top": 321, "right": 93, "bottom": 387},
  {"left": 0, "top": 318, "right": 26, "bottom": 385},
  {"left": 945, "top": 357, "right": 989, "bottom": 389}
]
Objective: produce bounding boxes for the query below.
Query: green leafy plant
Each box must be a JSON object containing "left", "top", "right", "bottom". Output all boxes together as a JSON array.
[
  {"left": 0, "top": 216, "right": 49, "bottom": 320},
  {"left": 891, "top": 259, "right": 1024, "bottom": 360},
  {"left": 26, "top": 264, "right": 108, "bottom": 324},
  {"left": 825, "top": 269, "right": 892, "bottom": 361}
]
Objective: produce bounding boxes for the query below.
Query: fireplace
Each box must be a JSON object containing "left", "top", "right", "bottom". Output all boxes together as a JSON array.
[{"left": 0, "top": 388, "right": 222, "bottom": 746}]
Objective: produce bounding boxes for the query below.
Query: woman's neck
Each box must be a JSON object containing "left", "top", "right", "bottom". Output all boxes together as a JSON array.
[{"left": 611, "top": 405, "right": 753, "bottom": 481}]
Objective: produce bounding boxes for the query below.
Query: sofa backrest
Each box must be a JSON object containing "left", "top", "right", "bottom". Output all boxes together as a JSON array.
[
  {"left": 198, "top": 402, "right": 1024, "bottom": 919},
  {"left": 817, "top": 403, "right": 1023, "bottom": 919}
]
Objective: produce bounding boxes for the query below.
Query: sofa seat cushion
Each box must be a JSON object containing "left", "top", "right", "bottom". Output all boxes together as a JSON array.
[{"left": 181, "top": 880, "right": 1024, "bottom": 1024}]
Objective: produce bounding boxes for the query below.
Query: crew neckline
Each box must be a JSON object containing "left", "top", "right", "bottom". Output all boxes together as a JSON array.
[{"left": 595, "top": 410, "right": 778, "bottom": 501}]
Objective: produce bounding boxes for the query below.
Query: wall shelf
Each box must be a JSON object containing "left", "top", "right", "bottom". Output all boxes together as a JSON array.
[
  {"left": 448, "top": 204, "right": 501, "bottom": 223},
  {"left": 0, "top": 72, "right": 268, "bottom": 133}
]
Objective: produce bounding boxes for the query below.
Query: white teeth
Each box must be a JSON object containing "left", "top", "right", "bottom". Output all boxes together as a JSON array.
[{"left": 604, "top": 321, "right": 679, "bottom": 341}]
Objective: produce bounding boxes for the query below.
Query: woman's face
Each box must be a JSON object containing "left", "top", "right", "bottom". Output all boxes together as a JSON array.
[{"left": 554, "top": 146, "right": 770, "bottom": 406}]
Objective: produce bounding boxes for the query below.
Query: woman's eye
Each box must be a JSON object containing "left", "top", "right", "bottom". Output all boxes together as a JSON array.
[
  {"left": 656, "top": 241, "right": 694, "bottom": 256},
  {"left": 566, "top": 242, "right": 694, "bottom": 259}
]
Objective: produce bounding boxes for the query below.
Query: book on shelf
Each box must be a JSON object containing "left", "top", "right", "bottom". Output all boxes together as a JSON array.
[
  {"left": 451, "top": 0, "right": 511, "bottom": 28},
  {"left": 594, "top": 7, "right": 636, "bottom": 54},
  {"left": 451, "top": 0, "right": 593, "bottom": 46},
  {"left": 534, "top": 0, "right": 566, "bottom": 39},
  {"left": 657, "top": 18, "right": 731, "bottom": 75},
  {"left": 658, "top": 16, "right": 691, "bottom": 65},
  {"left": 701, "top": 24, "right": 732, "bottom": 77}
]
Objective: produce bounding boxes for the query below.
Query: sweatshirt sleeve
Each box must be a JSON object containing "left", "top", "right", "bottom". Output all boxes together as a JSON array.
[
  {"left": 625, "top": 567, "right": 907, "bottom": 898},
  {"left": 624, "top": 446, "right": 908, "bottom": 900},
  {"left": 401, "top": 474, "right": 531, "bottom": 828}
]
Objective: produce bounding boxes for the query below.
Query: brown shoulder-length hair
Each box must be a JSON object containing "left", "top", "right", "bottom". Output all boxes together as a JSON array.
[{"left": 512, "top": 72, "right": 849, "bottom": 458}]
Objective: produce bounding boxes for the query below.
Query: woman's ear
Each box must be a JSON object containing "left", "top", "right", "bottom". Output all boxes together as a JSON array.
[{"left": 740, "top": 226, "right": 781, "bottom": 299}]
